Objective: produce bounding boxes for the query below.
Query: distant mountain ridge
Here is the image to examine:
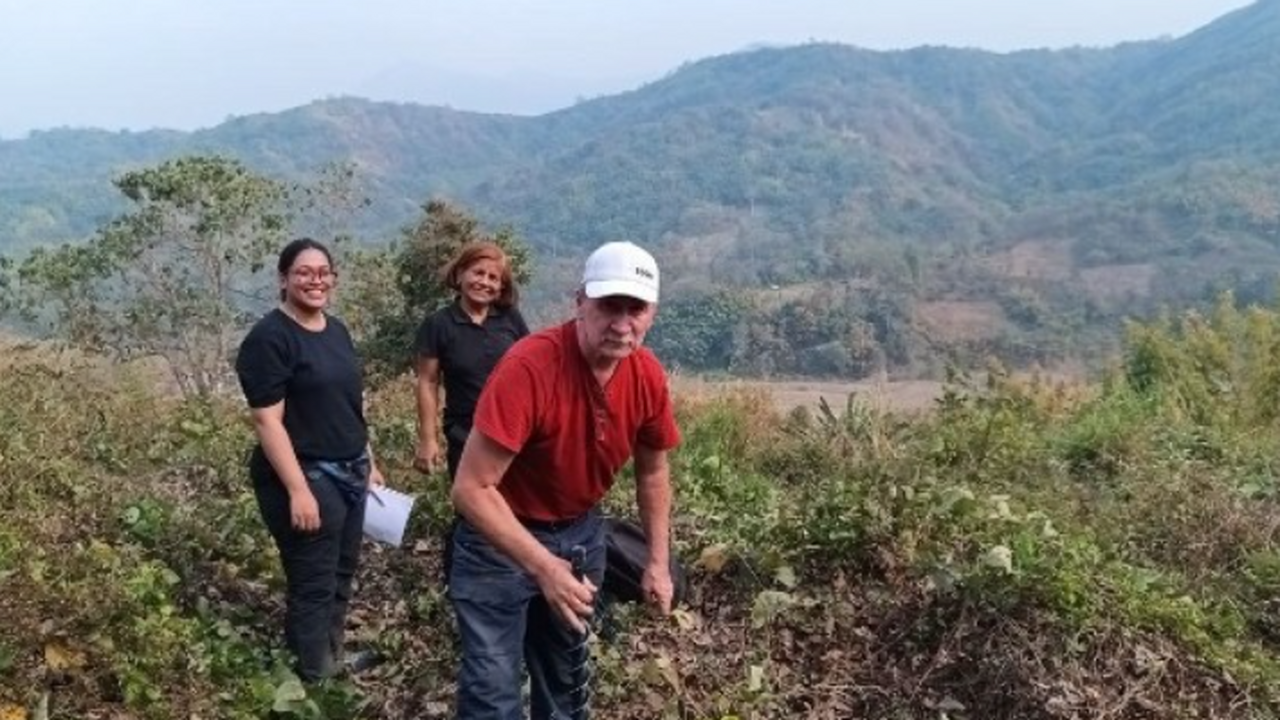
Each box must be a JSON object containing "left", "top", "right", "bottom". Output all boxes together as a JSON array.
[{"left": 5, "top": 0, "right": 1280, "bottom": 375}]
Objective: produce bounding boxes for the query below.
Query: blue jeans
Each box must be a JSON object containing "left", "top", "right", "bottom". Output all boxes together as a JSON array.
[
  {"left": 252, "top": 450, "right": 369, "bottom": 682},
  {"left": 449, "top": 511, "right": 607, "bottom": 720}
]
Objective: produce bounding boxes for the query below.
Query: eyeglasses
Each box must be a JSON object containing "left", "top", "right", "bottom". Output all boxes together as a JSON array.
[{"left": 289, "top": 267, "right": 338, "bottom": 283}]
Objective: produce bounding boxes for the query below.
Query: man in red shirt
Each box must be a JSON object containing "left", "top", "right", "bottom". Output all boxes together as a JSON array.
[{"left": 449, "top": 241, "right": 680, "bottom": 720}]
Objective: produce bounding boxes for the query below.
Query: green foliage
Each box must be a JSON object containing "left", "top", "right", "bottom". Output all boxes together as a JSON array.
[
  {"left": 720, "top": 285, "right": 914, "bottom": 378},
  {"left": 925, "top": 366, "right": 1056, "bottom": 489},
  {"left": 646, "top": 290, "right": 749, "bottom": 372},
  {"left": 1050, "top": 383, "right": 1153, "bottom": 481},
  {"left": 6, "top": 155, "right": 289, "bottom": 396},
  {"left": 1124, "top": 293, "right": 1280, "bottom": 429}
]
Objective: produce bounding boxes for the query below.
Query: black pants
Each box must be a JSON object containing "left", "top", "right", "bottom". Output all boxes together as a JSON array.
[
  {"left": 442, "top": 431, "right": 466, "bottom": 584},
  {"left": 444, "top": 422, "right": 469, "bottom": 480},
  {"left": 253, "top": 459, "right": 367, "bottom": 682}
]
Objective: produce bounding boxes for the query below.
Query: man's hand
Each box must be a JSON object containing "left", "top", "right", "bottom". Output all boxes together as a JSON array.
[
  {"left": 413, "top": 438, "right": 443, "bottom": 474},
  {"left": 289, "top": 488, "right": 321, "bottom": 532},
  {"left": 368, "top": 464, "right": 386, "bottom": 488},
  {"left": 535, "top": 557, "right": 597, "bottom": 634},
  {"left": 641, "top": 561, "right": 674, "bottom": 615}
]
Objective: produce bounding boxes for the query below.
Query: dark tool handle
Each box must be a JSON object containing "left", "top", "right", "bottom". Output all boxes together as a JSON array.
[
  {"left": 570, "top": 545, "right": 588, "bottom": 581},
  {"left": 568, "top": 544, "right": 592, "bottom": 720}
]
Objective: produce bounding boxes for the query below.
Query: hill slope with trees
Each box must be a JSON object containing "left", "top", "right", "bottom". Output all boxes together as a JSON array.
[{"left": 4, "top": 0, "right": 1280, "bottom": 377}]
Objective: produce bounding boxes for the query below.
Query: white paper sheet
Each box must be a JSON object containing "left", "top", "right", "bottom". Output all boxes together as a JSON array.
[{"left": 364, "top": 486, "right": 416, "bottom": 547}]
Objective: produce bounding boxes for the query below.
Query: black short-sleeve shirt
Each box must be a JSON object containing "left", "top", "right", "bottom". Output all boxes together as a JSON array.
[
  {"left": 235, "top": 309, "right": 368, "bottom": 462},
  {"left": 415, "top": 300, "right": 529, "bottom": 431}
]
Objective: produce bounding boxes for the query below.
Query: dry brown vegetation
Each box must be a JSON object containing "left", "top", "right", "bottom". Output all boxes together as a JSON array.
[
  {"left": 915, "top": 301, "right": 1009, "bottom": 343},
  {"left": 673, "top": 375, "right": 946, "bottom": 415},
  {"left": 1080, "top": 263, "right": 1159, "bottom": 305},
  {"left": 983, "top": 240, "right": 1074, "bottom": 282}
]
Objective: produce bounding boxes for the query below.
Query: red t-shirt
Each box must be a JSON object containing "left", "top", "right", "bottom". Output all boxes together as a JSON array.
[{"left": 472, "top": 320, "right": 681, "bottom": 521}]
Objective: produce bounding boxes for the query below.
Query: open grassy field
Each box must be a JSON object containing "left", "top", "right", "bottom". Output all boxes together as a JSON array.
[
  {"left": 675, "top": 363, "right": 1087, "bottom": 416},
  {"left": 674, "top": 376, "right": 946, "bottom": 414}
]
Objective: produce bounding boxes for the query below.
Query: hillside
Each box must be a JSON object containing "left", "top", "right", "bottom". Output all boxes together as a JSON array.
[{"left": 4, "top": 0, "right": 1280, "bottom": 378}]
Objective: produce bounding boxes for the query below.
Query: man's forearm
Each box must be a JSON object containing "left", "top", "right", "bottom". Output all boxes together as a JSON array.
[
  {"left": 416, "top": 383, "right": 439, "bottom": 442},
  {"left": 454, "top": 483, "right": 559, "bottom": 577},
  {"left": 636, "top": 469, "right": 672, "bottom": 566}
]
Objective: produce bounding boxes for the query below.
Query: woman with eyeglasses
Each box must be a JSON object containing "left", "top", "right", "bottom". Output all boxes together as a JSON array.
[{"left": 235, "top": 237, "right": 386, "bottom": 683}]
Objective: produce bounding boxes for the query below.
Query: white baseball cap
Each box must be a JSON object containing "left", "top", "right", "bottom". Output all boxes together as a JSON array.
[{"left": 581, "top": 241, "right": 659, "bottom": 304}]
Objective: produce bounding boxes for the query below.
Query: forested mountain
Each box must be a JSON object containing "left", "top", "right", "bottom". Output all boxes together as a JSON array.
[{"left": 4, "top": 0, "right": 1280, "bottom": 378}]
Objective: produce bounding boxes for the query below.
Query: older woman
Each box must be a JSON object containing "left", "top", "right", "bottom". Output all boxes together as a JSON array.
[
  {"left": 235, "top": 237, "right": 385, "bottom": 682},
  {"left": 414, "top": 241, "right": 529, "bottom": 479}
]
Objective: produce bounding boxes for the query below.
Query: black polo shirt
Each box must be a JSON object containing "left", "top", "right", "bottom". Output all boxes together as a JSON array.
[{"left": 415, "top": 300, "right": 530, "bottom": 432}]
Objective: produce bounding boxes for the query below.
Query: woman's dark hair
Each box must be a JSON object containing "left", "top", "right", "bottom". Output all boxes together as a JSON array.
[{"left": 277, "top": 237, "right": 334, "bottom": 302}]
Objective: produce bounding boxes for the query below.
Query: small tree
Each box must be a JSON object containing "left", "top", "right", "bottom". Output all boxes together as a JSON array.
[
  {"left": 10, "top": 155, "right": 289, "bottom": 396},
  {"left": 344, "top": 199, "right": 532, "bottom": 383},
  {"left": 289, "top": 160, "right": 372, "bottom": 246}
]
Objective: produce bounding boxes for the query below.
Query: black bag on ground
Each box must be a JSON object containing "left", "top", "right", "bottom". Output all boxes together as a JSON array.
[{"left": 603, "top": 516, "right": 689, "bottom": 606}]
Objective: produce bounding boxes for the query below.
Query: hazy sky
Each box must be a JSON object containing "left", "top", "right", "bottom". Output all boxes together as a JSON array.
[{"left": 0, "top": 0, "right": 1255, "bottom": 139}]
